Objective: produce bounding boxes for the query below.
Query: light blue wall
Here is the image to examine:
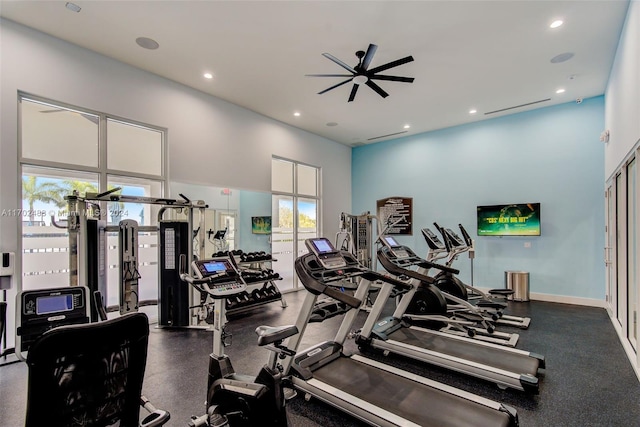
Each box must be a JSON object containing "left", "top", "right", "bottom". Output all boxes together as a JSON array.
[
  {"left": 353, "top": 97, "right": 605, "bottom": 300},
  {"left": 238, "top": 190, "right": 272, "bottom": 253}
]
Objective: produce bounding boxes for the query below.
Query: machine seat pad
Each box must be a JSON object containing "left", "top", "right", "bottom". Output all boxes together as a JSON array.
[{"left": 255, "top": 325, "right": 298, "bottom": 346}]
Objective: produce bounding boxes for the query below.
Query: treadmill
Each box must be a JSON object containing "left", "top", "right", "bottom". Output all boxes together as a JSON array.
[
  {"left": 359, "top": 235, "right": 544, "bottom": 393},
  {"left": 281, "top": 237, "right": 519, "bottom": 427}
]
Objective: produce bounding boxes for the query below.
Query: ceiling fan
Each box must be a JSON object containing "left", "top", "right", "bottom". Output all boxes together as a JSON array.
[{"left": 306, "top": 43, "right": 414, "bottom": 102}]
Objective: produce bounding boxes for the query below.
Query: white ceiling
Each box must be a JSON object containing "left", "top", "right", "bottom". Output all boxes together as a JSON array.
[{"left": 0, "top": 1, "right": 630, "bottom": 146}]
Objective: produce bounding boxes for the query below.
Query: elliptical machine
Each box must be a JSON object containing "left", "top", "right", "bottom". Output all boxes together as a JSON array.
[
  {"left": 424, "top": 223, "right": 530, "bottom": 329},
  {"left": 181, "top": 255, "right": 298, "bottom": 427}
]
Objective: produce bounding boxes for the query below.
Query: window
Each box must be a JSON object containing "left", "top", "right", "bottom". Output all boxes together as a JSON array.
[
  {"left": 107, "top": 119, "right": 163, "bottom": 176},
  {"left": 21, "top": 98, "right": 99, "bottom": 167},
  {"left": 271, "top": 158, "right": 320, "bottom": 291},
  {"left": 19, "top": 94, "right": 166, "bottom": 312},
  {"left": 21, "top": 166, "right": 99, "bottom": 290}
]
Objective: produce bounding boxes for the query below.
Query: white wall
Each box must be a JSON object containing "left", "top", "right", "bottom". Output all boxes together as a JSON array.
[
  {"left": 605, "top": 0, "right": 640, "bottom": 178},
  {"left": 0, "top": 18, "right": 351, "bottom": 267}
]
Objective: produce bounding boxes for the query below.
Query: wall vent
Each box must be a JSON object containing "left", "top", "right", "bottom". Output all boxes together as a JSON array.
[
  {"left": 367, "top": 130, "right": 408, "bottom": 141},
  {"left": 484, "top": 98, "right": 551, "bottom": 115}
]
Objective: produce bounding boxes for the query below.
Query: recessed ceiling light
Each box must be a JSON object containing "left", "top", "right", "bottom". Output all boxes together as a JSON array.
[
  {"left": 469, "top": 109, "right": 477, "bottom": 114},
  {"left": 293, "top": 112, "right": 301, "bottom": 117},
  {"left": 136, "top": 37, "right": 159, "bottom": 50},
  {"left": 550, "top": 52, "right": 574, "bottom": 63},
  {"left": 326, "top": 122, "right": 338, "bottom": 127},
  {"left": 556, "top": 88, "right": 566, "bottom": 94},
  {"left": 65, "top": 2, "right": 81, "bottom": 13},
  {"left": 550, "top": 20, "right": 563, "bottom": 29},
  {"left": 203, "top": 73, "right": 213, "bottom": 79},
  {"left": 403, "top": 124, "right": 410, "bottom": 129}
]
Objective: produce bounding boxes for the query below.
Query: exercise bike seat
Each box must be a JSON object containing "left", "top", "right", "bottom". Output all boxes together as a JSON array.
[{"left": 255, "top": 325, "right": 299, "bottom": 346}]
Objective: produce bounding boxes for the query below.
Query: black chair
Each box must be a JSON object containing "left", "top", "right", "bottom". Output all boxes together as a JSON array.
[{"left": 24, "top": 312, "right": 169, "bottom": 427}]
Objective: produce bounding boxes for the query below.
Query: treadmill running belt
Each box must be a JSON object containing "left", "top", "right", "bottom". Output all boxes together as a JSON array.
[
  {"left": 391, "top": 327, "right": 539, "bottom": 375},
  {"left": 312, "top": 356, "right": 512, "bottom": 427}
]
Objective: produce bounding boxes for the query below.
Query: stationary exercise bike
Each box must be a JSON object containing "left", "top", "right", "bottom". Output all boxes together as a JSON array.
[{"left": 181, "top": 255, "right": 298, "bottom": 427}]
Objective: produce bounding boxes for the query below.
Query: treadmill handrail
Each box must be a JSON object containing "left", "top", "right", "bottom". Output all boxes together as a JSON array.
[
  {"left": 360, "top": 270, "right": 413, "bottom": 292},
  {"left": 295, "top": 254, "right": 362, "bottom": 308},
  {"left": 377, "top": 246, "right": 460, "bottom": 276}
]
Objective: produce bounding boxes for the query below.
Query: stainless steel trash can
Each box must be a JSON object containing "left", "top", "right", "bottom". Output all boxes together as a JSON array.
[{"left": 504, "top": 271, "right": 530, "bottom": 302}]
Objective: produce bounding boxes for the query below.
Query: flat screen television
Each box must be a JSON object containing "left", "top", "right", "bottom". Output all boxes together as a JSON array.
[
  {"left": 251, "top": 216, "right": 272, "bottom": 234},
  {"left": 477, "top": 203, "right": 541, "bottom": 236}
]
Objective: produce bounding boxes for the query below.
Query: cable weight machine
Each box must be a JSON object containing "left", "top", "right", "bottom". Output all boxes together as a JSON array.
[{"left": 63, "top": 188, "right": 208, "bottom": 327}]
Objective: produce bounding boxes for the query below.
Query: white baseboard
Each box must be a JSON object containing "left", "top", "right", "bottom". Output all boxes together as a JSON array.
[
  {"left": 474, "top": 286, "right": 607, "bottom": 308},
  {"left": 528, "top": 292, "right": 607, "bottom": 308},
  {"left": 607, "top": 311, "right": 640, "bottom": 382}
]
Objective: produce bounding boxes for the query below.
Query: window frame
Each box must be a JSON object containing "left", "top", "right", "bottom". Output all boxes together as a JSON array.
[{"left": 17, "top": 93, "right": 168, "bottom": 297}]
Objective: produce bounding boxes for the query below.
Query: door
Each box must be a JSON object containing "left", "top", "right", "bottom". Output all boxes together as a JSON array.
[{"left": 605, "top": 183, "right": 616, "bottom": 317}]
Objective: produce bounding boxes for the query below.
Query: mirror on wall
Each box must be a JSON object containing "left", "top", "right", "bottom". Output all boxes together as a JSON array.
[{"left": 169, "top": 182, "right": 272, "bottom": 258}]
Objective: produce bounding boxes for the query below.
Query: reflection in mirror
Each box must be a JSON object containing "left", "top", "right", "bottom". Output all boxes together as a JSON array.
[
  {"left": 169, "top": 182, "right": 272, "bottom": 257},
  {"left": 169, "top": 182, "right": 288, "bottom": 319}
]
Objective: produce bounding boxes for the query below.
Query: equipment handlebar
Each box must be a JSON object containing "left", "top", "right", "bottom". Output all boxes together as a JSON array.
[
  {"left": 433, "top": 222, "right": 453, "bottom": 253},
  {"left": 458, "top": 224, "right": 473, "bottom": 247},
  {"left": 324, "top": 286, "right": 362, "bottom": 308},
  {"left": 418, "top": 259, "right": 460, "bottom": 275},
  {"left": 362, "top": 271, "right": 413, "bottom": 292}
]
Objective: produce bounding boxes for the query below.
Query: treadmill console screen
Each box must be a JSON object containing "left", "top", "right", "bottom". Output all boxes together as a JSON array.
[
  {"left": 382, "top": 235, "right": 400, "bottom": 248},
  {"left": 309, "top": 238, "right": 334, "bottom": 254},
  {"left": 306, "top": 238, "right": 346, "bottom": 269},
  {"left": 379, "top": 235, "right": 411, "bottom": 259}
]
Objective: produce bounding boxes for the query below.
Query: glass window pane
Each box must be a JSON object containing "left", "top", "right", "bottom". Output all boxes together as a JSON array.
[
  {"left": 272, "top": 158, "right": 293, "bottom": 193},
  {"left": 297, "top": 198, "right": 317, "bottom": 256},
  {"left": 21, "top": 166, "right": 99, "bottom": 290},
  {"left": 297, "top": 164, "right": 317, "bottom": 196},
  {"left": 107, "top": 119, "right": 163, "bottom": 176},
  {"left": 105, "top": 176, "right": 163, "bottom": 307},
  {"left": 106, "top": 176, "right": 163, "bottom": 226},
  {"left": 21, "top": 98, "right": 99, "bottom": 167},
  {"left": 272, "top": 195, "right": 294, "bottom": 291}
]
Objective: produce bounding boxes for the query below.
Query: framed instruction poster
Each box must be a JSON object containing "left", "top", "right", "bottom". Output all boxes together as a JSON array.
[{"left": 376, "top": 197, "right": 412, "bottom": 235}]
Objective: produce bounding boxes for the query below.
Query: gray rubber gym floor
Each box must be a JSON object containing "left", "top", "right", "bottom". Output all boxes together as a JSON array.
[{"left": 2, "top": 292, "right": 639, "bottom": 426}]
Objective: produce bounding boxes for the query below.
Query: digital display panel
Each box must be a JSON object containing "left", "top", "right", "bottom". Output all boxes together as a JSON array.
[
  {"left": 36, "top": 294, "right": 73, "bottom": 315},
  {"left": 477, "top": 203, "right": 541, "bottom": 236},
  {"left": 383, "top": 235, "right": 400, "bottom": 248},
  {"left": 311, "top": 238, "right": 335, "bottom": 254},
  {"left": 251, "top": 216, "right": 272, "bottom": 234},
  {"left": 203, "top": 261, "right": 228, "bottom": 273}
]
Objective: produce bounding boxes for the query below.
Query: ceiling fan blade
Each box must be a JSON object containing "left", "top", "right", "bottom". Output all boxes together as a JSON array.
[
  {"left": 365, "top": 80, "right": 389, "bottom": 98},
  {"left": 318, "top": 78, "right": 353, "bottom": 95},
  {"left": 361, "top": 44, "right": 378, "bottom": 70},
  {"left": 369, "top": 75, "right": 415, "bottom": 83},
  {"left": 306, "top": 74, "right": 355, "bottom": 78},
  {"left": 348, "top": 84, "right": 360, "bottom": 102},
  {"left": 322, "top": 53, "right": 357, "bottom": 73},
  {"left": 367, "top": 55, "right": 414, "bottom": 74}
]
